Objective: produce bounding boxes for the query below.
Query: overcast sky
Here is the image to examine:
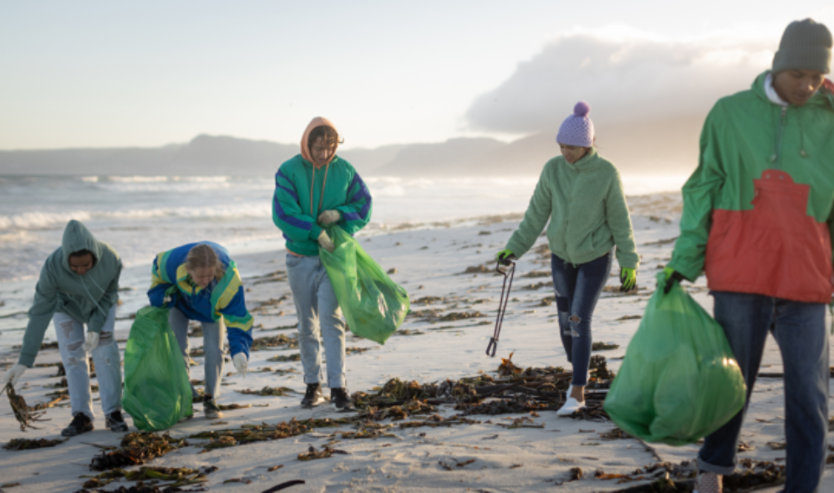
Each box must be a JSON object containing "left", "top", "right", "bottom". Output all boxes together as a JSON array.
[{"left": 1, "top": 1, "right": 832, "bottom": 150}]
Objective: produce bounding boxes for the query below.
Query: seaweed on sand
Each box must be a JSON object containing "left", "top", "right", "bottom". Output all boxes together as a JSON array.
[
  {"left": 89, "top": 432, "right": 188, "bottom": 471},
  {"left": 5, "top": 383, "right": 47, "bottom": 431},
  {"left": 82, "top": 465, "right": 218, "bottom": 490},
  {"left": 4, "top": 437, "right": 65, "bottom": 450},
  {"left": 190, "top": 417, "right": 353, "bottom": 452}
]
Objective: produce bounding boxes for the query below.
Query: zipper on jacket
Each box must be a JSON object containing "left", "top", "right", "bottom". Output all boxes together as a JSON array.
[{"left": 771, "top": 106, "right": 787, "bottom": 169}]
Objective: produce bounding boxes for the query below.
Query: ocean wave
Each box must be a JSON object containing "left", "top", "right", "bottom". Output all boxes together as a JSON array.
[
  {"left": 82, "top": 175, "right": 250, "bottom": 193},
  {"left": 0, "top": 211, "right": 94, "bottom": 229},
  {"left": 0, "top": 203, "right": 275, "bottom": 230}
]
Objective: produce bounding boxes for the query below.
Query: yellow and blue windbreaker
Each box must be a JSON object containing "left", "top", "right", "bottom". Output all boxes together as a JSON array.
[{"left": 147, "top": 241, "right": 253, "bottom": 357}]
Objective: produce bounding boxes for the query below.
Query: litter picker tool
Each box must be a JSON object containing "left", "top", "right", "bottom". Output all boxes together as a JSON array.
[{"left": 486, "top": 259, "right": 516, "bottom": 357}]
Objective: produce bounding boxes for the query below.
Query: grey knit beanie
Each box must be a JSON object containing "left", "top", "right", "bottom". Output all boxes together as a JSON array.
[{"left": 772, "top": 18, "right": 831, "bottom": 74}]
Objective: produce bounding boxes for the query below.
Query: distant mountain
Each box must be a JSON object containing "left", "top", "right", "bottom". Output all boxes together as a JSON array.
[{"left": 0, "top": 116, "right": 701, "bottom": 177}]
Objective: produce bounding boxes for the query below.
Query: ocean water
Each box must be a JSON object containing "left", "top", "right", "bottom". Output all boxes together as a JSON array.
[{"left": 0, "top": 172, "right": 686, "bottom": 355}]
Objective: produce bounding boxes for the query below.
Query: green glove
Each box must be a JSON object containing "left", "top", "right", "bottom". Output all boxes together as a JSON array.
[
  {"left": 496, "top": 248, "right": 516, "bottom": 265},
  {"left": 662, "top": 266, "right": 684, "bottom": 294},
  {"left": 619, "top": 267, "right": 636, "bottom": 291}
]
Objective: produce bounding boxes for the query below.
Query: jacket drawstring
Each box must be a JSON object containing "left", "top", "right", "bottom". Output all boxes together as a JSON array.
[
  {"left": 80, "top": 275, "right": 107, "bottom": 319},
  {"left": 771, "top": 106, "right": 787, "bottom": 167},
  {"left": 308, "top": 162, "right": 331, "bottom": 217},
  {"left": 797, "top": 116, "right": 808, "bottom": 158}
]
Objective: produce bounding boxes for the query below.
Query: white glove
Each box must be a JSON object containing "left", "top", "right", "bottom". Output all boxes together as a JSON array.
[
  {"left": 84, "top": 332, "right": 100, "bottom": 353},
  {"left": 232, "top": 353, "right": 248, "bottom": 376},
  {"left": 317, "top": 230, "right": 335, "bottom": 253},
  {"left": 317, "top": 209, "right": 341, "bottom": 226},
  {"left": 2, "top": 364, "right": 27, "bottom": 388}
]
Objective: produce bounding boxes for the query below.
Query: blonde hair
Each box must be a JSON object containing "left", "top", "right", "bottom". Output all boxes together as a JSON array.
[{"left": 185, "top": 244, "right": 225, "bottom": 280}]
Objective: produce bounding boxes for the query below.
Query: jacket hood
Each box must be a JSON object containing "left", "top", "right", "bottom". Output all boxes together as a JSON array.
[
  {"left": 61, "top": 219, "right": 102, "bottom": 270},
  {"left": 300, "top": 116, "right": 338, "bottom": 167}
]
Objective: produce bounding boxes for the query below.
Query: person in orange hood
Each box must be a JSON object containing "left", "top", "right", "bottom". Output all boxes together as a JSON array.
[{"left": 272, "top": 117, "right": 372, "bottom": 410}]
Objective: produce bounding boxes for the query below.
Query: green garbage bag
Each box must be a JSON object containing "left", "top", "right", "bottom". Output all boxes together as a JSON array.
[
  {"left": 122, "top": 306, "right": 192, "bottom": 430},
  {"left": 320, "top": 225, "right": 410, "bottom": 344},
  {"left": 603, "top": 273, "right": 746, "bottom": 445}
]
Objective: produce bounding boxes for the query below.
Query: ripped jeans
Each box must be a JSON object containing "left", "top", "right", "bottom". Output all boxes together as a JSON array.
[
  {"left": 54, "top": 307, "right": 122, "bottom": 420},
  {"left": 550, "top": 252, "right": 612, "bottom": 387}
]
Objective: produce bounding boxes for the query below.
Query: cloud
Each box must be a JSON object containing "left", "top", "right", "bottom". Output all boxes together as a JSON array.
[{"left": 465, "top": 33, "right": 772, "bottom": 134}]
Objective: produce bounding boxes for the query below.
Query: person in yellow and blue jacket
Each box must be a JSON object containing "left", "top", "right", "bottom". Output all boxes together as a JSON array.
[
  {"left": 272, "top": 116, "right": 372, "bottom": 411},
  {"left": 147, "top": 241, "right": 253, "bottom": 419}
]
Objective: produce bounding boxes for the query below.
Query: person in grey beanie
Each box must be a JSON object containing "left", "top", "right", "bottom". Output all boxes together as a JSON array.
[{"left": 663, "top": 18, "right": 833, "bottom": 493}]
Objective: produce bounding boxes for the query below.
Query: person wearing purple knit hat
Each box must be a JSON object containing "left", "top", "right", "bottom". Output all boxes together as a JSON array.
[{"left": 496, "top": 101, "right": 639, "bottom": 417}]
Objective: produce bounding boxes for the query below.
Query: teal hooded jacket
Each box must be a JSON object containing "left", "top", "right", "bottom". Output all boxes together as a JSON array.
[
  {"left": 272, "top": 117, "right": 372, "bottom": 256},
  {"left": 19, "top": 220, "right": 122, "bottom": 367},
  {"left": 505, "top": 149, "right": 639, "bottom": 269}
]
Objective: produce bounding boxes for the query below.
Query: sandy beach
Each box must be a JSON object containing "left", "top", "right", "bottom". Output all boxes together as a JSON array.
[{"left": 1, "top": 191, "right": 832, "bottom": 492}]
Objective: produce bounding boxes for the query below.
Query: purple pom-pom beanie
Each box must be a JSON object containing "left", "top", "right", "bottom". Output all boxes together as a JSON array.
[{"left": 556, "top": 101, "right": 595, "bottom": 148}]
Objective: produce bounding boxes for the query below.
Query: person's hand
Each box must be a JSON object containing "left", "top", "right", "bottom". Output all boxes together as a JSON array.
[
  {"left": 317, "top": 230, "right": 335, "bottom": 253},
  {"left": 662, "top": 266, "right": 684, "bottom": 294},
  {"left": 620, "top": 267, "right": 636, "bottom": 291},
  {"left": 84, "top": 332, "right": 100, "bottom": 352},
  {"left": 496, "top": 248, "right": 516, "bottom": 265},
  {"left": 317, "top": 210, "right": 341, "bottom": 226},
  {"left": 232, "top": 353, "right": 248, "bottom": 376},
  {"left": 1, "top": 364, "right": 27, "bottom": 388}
]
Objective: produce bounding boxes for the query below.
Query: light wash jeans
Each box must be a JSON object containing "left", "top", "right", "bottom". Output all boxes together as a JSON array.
[
  {"left": 698, "top": 292, "right": 829, "bottom": 493},
  {"left": 286, "top": 254, "right": 346, "bottom": 389},
  {"left": 169, "top": 307, "right": 225, "bottom": 400},
  {"left": 550, "top": 252, "right": 612, "bottom": 387},
  {"left": 53, "top": 306, "right": 122, "bottom": 419}
]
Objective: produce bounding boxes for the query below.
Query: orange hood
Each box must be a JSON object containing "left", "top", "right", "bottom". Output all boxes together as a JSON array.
[{"left": 300, "top": 116, "right": 338, "bottom": 167}]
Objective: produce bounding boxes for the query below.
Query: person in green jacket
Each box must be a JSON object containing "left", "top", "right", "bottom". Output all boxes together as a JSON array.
[
  {"left": 272, "top": 116, "right": 372, "bottom": 410},
  {"left": 0, "top": 219, "right": 128, "bottom": 436},
  {"left": 664, "top": 19, "right": 833, "bottom": 493},
  {"left": 497, "top": 101, "right": 639, "bottom": 417}
]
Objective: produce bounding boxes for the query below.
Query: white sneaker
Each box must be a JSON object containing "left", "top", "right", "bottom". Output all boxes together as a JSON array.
[
  {"left": 694, "top": 471, "right": 723, "bottom": 493},
  {"left": 556, "top": 387, "right": 586, "bottom": 416}
]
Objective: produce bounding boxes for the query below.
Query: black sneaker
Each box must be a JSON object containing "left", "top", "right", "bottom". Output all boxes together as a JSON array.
[
  {"left": 61, "top": 412, "right": 93, "bottom": 437},
  {"left": 105, "top": 410, "right": 128, "bottom": 432},
  {"left": 301, "top": 383, "right": 326, "bottom": 408},
  {"left": 204, "top": 398, "right": 223, "bottom": 419},
  {"left": 331, "top": 388, "right": 354, "bottom": 411}
]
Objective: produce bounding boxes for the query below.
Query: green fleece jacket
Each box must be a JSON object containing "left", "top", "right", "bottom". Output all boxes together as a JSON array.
[
  {"left": 19, "top": 220, "right": 122, "bottom": 367},
  {"left": 506, "top": 149, "right": 639, "bottom": 269}
]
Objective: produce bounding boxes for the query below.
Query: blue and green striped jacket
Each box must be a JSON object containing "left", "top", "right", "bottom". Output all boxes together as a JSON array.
[
  {"left": 272, "top": 154, "right": 372, "bottom": 256},
  {"left": 147, "top": 241, "right": 253, "bottom": 357}
]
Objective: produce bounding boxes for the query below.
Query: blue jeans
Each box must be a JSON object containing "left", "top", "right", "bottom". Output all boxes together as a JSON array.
[
  {"left": 54, "top": 307, "right": 122, "bottom": 419},
  {"left": 550, "top": 252, "right": 612, "bottom": 387},
  {"left": 698, "top": 292, "right": 829, "bottom": 493},
  {"left": 169, "top": 307, "right": 225, "bottom": 400},
  {"left": 286, "top": 254, "right": 346, "bottom": 389}
]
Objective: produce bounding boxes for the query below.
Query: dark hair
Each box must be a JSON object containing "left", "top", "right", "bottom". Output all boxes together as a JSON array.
[
  {"left": 308, "top": 125, "right": 341, "bottom": 154},
  {"left": 68, "top": 249, "right": 96, "bottom": 266}
]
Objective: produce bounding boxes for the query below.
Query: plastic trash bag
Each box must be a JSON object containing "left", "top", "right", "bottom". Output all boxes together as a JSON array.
[
  {"left": 122, "top": 306, "right": 192, "bottom": 430},
  {"left": 603, "top": 273, "right": 746, "bottom": 445},
  {"left": 320, "top": 226, "right": 410, "bottom": 344}
]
